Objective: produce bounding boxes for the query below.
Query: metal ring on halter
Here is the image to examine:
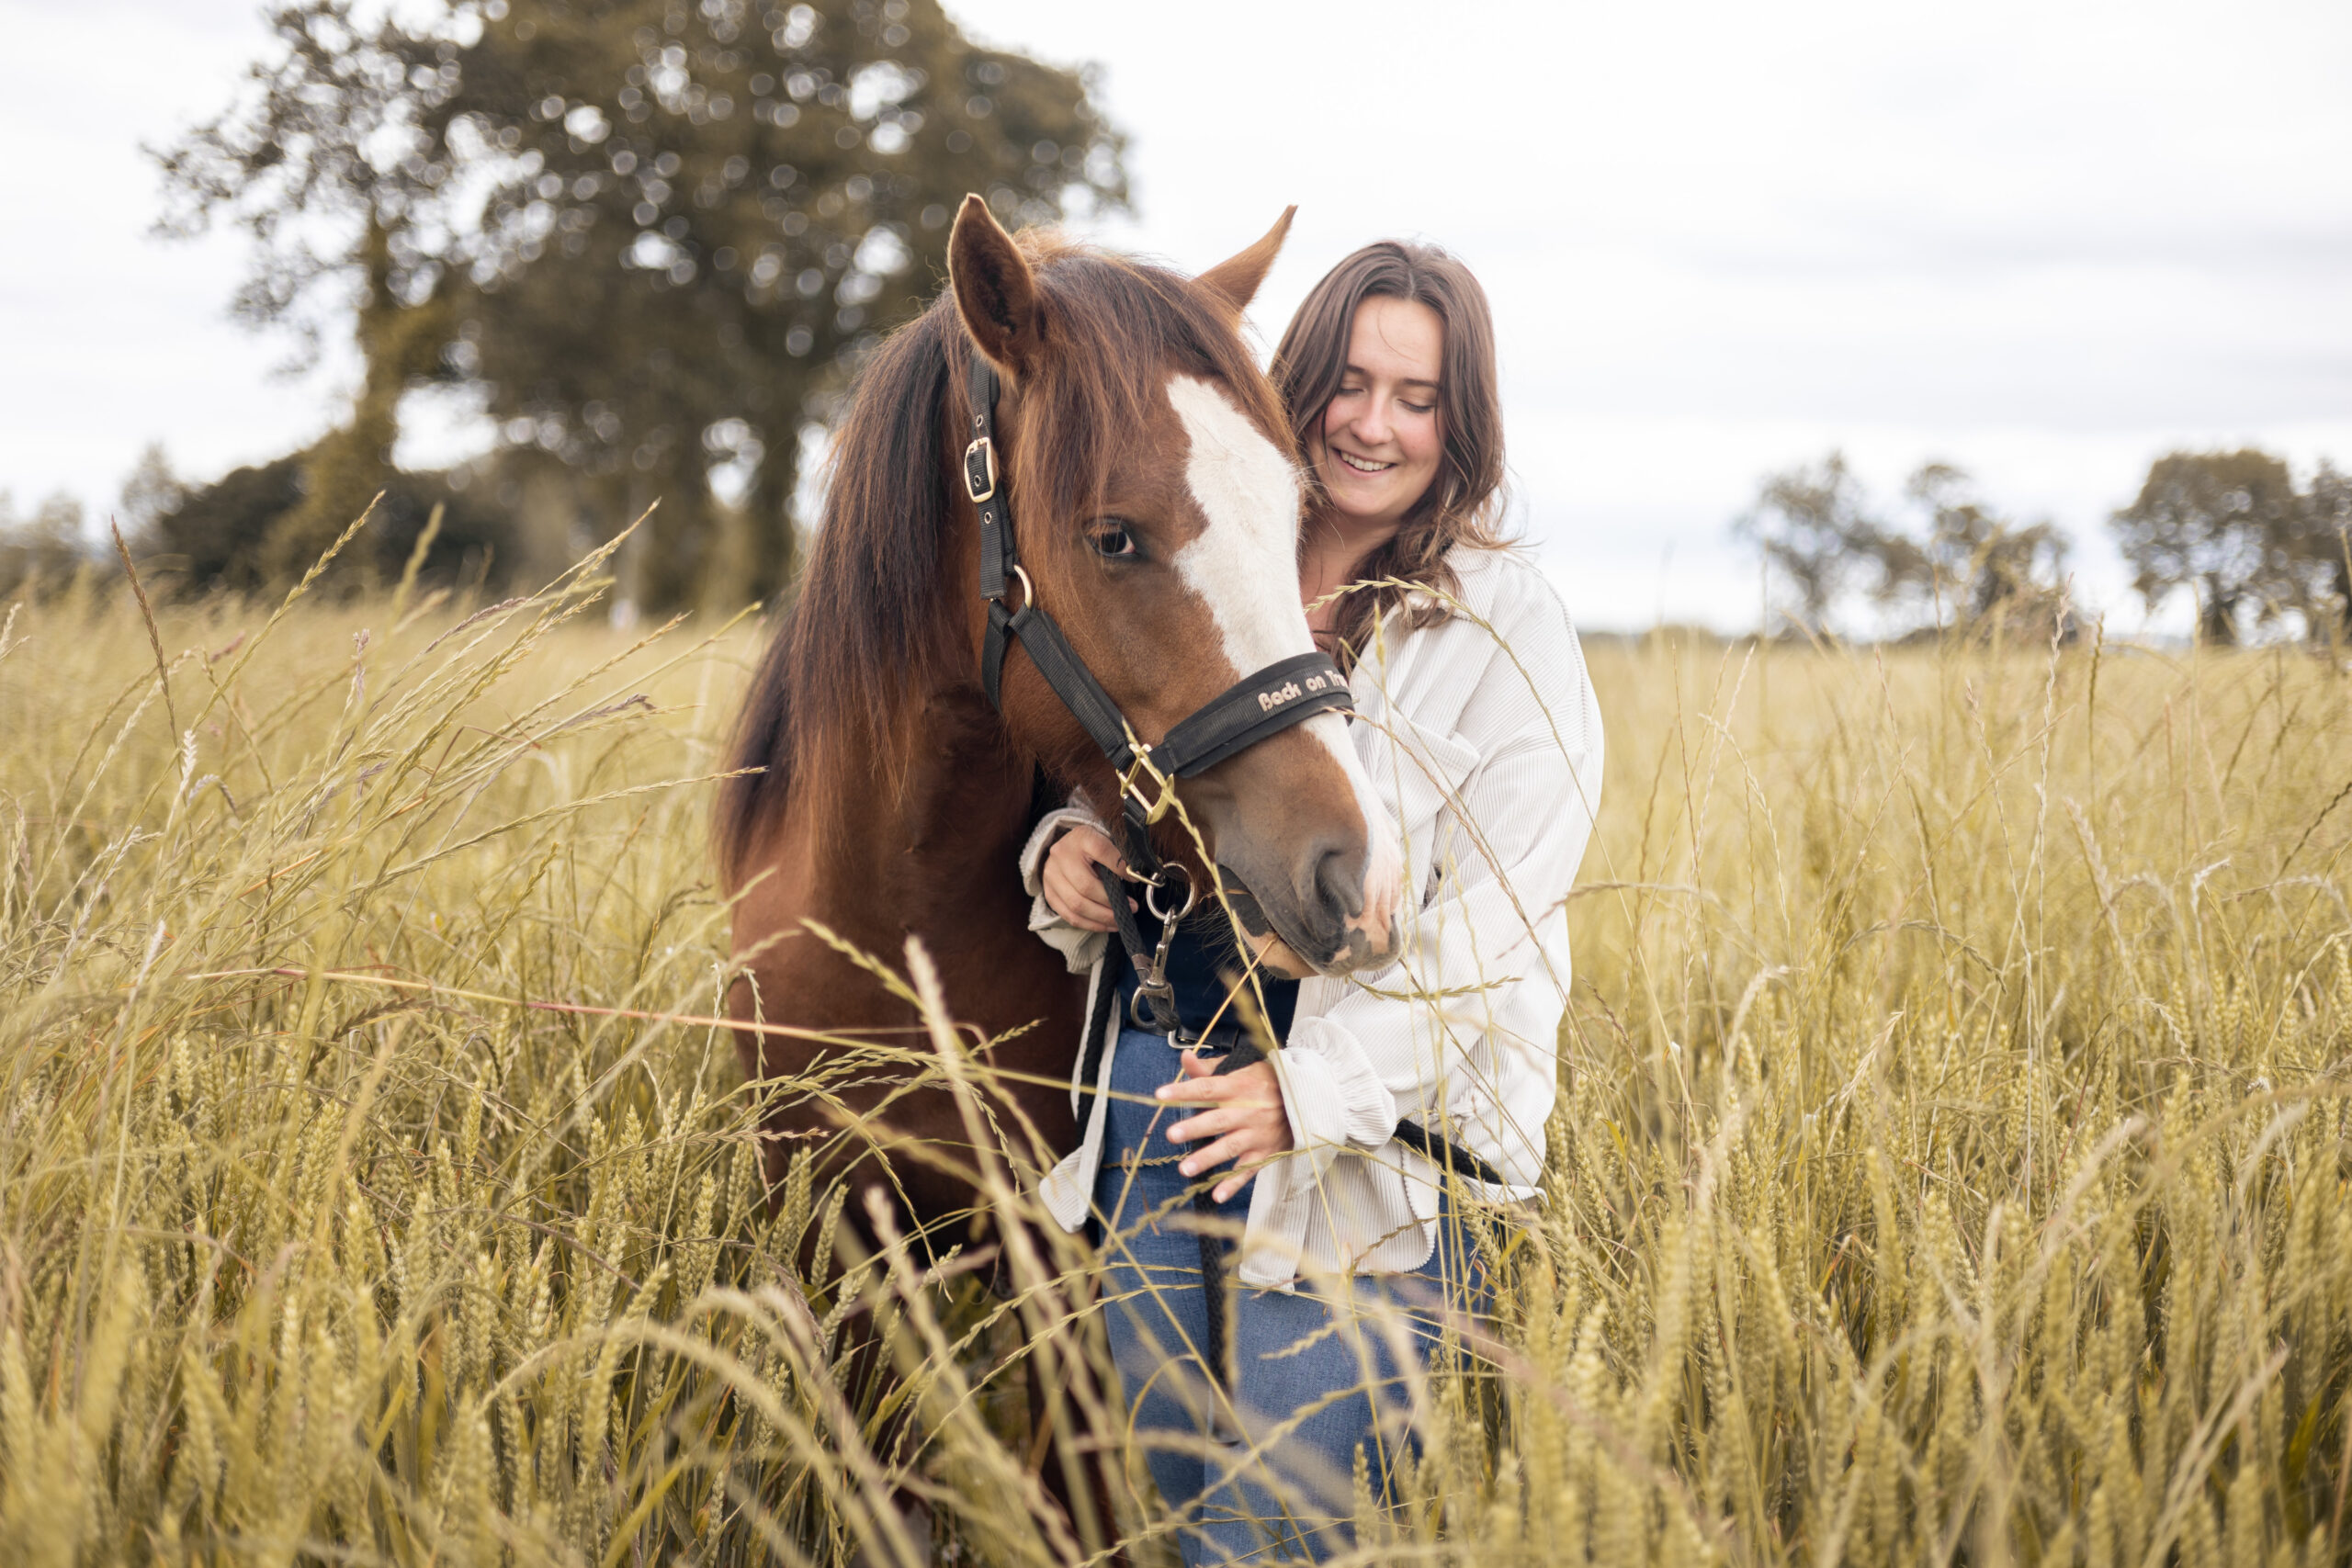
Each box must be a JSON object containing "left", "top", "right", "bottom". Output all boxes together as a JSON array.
[
  {"left": 1006, "top": 563, "right": 1034, "bottom": 607},
  {"left": 1143, "top": 863, "right": 1198, "bottom": 924}
]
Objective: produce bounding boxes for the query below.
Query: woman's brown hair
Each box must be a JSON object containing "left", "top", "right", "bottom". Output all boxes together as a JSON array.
[{"left": 1271, "top": 240, "right": 1510, "bottom": 667}]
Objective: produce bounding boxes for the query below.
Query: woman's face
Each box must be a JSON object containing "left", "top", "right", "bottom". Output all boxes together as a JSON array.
[{"left": 1312, "top": 294, "right": 1445, "bottom": 535}]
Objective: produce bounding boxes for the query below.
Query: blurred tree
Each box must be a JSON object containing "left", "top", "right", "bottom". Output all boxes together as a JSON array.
[
  {"left": 264, "top": 218, "right": 458, "bottom": 580},
  {"left": 1875, "top": 463, "right": 2071, "bottom": 637},
  {"left": 1735, "top": 455, "right": 2073, "bottom": 639},
  {"left": 153, "top": 458, "right": 306, "bottom": 595},
  {"left": 1732, "top": 452, "right": 1883, "bottom": 633},
  {"left": 2109, "top": 449, "right": 2301, "bottom": 646},
  {"left": 2288, "top": 459, "right": 2352, "bottom": 642},
  {"left": 158, "top": 0, "right": 1125, "bottom": 611},
  {"left": 152, "top": 452, "right": 514, "bottom": 598},
  {"left": 0, "top": 494, "right": 93, "bottom": 602},
  {"left": 118, "top": 445, "right": 187, "bottom": 550}
]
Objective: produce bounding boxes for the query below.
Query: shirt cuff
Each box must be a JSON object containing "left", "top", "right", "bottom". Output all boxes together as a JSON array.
[
  {"left": 1020, "top": 803, "right": 1110, "bottom": 974},
  {"left": 1268, "top": 1013, "right": 1398, "bottom": 1179}
]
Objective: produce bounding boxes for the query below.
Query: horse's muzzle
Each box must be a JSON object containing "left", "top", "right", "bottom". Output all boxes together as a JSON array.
[{"left": 1216, "top": 842, "right": 1402, "bottom": 979}]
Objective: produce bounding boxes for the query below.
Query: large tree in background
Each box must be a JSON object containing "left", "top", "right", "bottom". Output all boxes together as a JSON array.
[
  {"left": 1732, "top": 452, "right": 1881, "bottom": 634},
  {"left": 159, "top": 0, "right": 1125, "bottom": 610},
  {"left": 2109, "top": 449, "right": 2301, "bottom": 645}
]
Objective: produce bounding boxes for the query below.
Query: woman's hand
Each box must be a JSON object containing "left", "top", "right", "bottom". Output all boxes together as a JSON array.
[
  {"left": 1040, "top": 823, "right": 1131, "bottom": 933},
  {"left": 1160, "top": 1054, "right": 1293, "bottom": 1202}
]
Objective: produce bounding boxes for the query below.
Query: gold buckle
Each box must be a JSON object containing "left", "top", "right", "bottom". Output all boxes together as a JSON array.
[
  {"left": 964, "top": 436, "right": 998, "bottom": 503},
  {"left": 1117, "top": 724, "right": 1177, "bottom": 825}
]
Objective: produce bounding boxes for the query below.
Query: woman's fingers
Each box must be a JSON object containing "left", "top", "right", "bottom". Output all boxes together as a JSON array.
[
  {"left": 1040, "top": 823, "right": 1135, "bottom": 931},
  {"left": 1158, "top": 1062, "right": 1274, "bottom": 1108},
  {"left": 1163, "top": 1057, "right": 1287, "bottom": 1184},
  {"left": 1058, "top": 824, "right": 1126, "bottom": 875},
  {"left": 1210, "top": 1154, "right": 1282, "bottom": 1203},
  {"left": 1043, "top": 853, "right": 1121, "bottom": 931},
  {"left": 1043, "top": 880, "right": 1109, "bottom": 931},
  {"left": 1044, "top": 863, "right": 1115, "bottom": 931},
  {"left": 1166, "top": 1104, "right": 1245, "bottom": 1143},
  {"left": 1155, "top": 1073, "right": 1230, "bottom": 1105},
  {"left": 1178, "top": 1130, "right": 1266, "bottom": 1179},
  {"left": 1053, "top": 822, "right": 1124, "bottom": 884}
]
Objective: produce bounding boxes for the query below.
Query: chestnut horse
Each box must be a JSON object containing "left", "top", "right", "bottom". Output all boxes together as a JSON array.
[{"left": 714, "top": 196, "right": 1401, "bottom": 1540}]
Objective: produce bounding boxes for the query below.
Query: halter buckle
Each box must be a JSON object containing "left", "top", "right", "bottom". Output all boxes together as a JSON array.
[
  {"left": 963, "top": 436, "right": 998, "bottom": 503},
  {"left": 1117, "top": 723, "right": 1178, "bottom": 824}
]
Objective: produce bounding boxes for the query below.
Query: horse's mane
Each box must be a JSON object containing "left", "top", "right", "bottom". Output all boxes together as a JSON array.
[{"left": 716, "top": 235, "right": 1283, "bottom": 885}]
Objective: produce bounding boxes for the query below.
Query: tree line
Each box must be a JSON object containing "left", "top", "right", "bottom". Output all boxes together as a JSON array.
[
  {"left": 1, "top": 0, "right": 2338, "bottom": 638},
  {"left": 1, "top": 0, "right": 1124, "bottom": 612},
  {"left": 1736, "top": 448, "right": 2352, "bottom": 645}
]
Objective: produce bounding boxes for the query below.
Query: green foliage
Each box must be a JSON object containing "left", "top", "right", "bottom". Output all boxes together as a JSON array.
[
  {"left": 3, "top": 536, "right": 2351, "bottom": 1562},
  {"left": 2110, "top": 447, "right": 2346, "bottom": 645},
  {"left": 1879, "top": 461, "right": 2070, "bottom": 636},
  {"left": 117, "top": 445, "right": 187, "bottom": 549},
  {"left": 157, "top": 0, "right": 1127, "bottom": 613},
  {"left": 151, "top": 452, "right": 514, "bottom": 599}
]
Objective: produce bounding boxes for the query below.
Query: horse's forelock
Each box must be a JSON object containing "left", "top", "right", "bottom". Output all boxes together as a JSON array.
[{"left": 1017, "top": 248, "right": 1288, "bottom": 527}]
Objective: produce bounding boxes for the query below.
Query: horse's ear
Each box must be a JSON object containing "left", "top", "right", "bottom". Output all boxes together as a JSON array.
[
  {"left": 948, "top": 194, "right": 1045, "bottom": 378},
  {"left": 1195, "top": 206, "right": 1296, "bottom": 316}
]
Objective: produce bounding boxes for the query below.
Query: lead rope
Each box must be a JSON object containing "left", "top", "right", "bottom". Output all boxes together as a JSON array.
[{"left": 1091, "top": 856, "right": 1256, "bottom": 1390}]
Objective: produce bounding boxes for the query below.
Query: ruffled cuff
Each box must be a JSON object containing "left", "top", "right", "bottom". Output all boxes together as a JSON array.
[
  {"left": 1268, "top": 1013, "right": 1398, "bottom": 1179},
  {"left": 1020, "top": 804, "right": 1110, "bottom": 975}
]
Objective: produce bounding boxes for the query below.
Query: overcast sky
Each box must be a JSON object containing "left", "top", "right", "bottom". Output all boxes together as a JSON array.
[{"left": 5, "top": 0, "right": 2348, "bottom": 632}]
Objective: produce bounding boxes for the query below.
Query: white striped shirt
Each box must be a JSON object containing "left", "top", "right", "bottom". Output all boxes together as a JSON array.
[{"left": 1021, "top": 548, "right": 1606, "bottom": 1287}]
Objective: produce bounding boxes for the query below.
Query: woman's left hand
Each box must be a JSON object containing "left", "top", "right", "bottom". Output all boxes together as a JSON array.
[{"left": 1159, "top": 1054, "right": 1293, "bottom": 1202}]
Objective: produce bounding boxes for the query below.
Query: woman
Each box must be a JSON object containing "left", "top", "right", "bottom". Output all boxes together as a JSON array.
[{"left": 1022, "top": 241, "right": 1604, "bottom": 1562}]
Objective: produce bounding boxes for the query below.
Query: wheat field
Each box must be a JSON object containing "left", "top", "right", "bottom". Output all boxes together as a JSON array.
[{"left": 1, "top": 532, "right": 2347, "bottom": 1566}]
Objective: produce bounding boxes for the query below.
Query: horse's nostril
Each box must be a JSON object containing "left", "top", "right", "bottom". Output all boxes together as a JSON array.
[{"left": 1310, "top": 841, "right": 1364, "bottom": 920}]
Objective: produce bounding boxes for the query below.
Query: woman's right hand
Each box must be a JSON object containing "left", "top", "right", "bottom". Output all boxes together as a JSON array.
[{"left": 1040, "top": 823, "right": 1131, "bottom": 933}]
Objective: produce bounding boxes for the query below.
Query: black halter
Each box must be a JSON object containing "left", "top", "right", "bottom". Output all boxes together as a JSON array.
[
  {"left": 968, "top": 355, "right": 1354, "bottom": 815},
  {"left": 967, "top": 351, "right": 1357, "bottom": 1011}
]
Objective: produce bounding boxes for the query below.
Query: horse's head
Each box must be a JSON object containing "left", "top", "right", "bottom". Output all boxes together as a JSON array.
[{"left": 946, "top": 197, "right": 1401, "bottom": 977}]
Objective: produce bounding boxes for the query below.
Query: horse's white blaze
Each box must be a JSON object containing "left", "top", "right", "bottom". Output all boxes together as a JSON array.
[{"left": 1166, "top": 375, "right": 1401, "bottom": 951}]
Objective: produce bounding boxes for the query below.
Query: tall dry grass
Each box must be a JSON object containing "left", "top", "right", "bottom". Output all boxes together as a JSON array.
[{"left": 0, "top": 533, "right": 2346, "bottom": 1564}]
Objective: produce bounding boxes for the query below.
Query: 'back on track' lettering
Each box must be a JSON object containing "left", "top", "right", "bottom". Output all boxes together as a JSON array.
[{"left": 1256, "top": 680, "right": 1304, "bottom": 713}]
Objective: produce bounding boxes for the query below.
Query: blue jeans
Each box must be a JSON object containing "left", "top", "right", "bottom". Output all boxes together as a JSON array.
[{"left": 1091, "top": 1027, "right": 1485, "bottom": 1564}]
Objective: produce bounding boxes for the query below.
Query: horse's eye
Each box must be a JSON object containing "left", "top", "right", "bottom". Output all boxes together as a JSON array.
[{"left": 1089, "top": 524, "right": 1137, "bottom": 559}]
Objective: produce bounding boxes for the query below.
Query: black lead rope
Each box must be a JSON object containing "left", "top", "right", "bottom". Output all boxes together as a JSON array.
[
  {"left": 1082, "top": 858, "right": 1506, "bottom": 1391},
  {"left": 965, "top": 354, "right": 1498, "bottom": 1392}
]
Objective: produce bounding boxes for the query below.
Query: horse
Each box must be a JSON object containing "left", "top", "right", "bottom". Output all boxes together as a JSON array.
[{"left": 713, "top": 194, "right": 1402, "bottom": 1547}]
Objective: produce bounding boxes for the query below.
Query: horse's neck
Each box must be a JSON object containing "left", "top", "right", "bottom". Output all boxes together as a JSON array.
[{"left": 812, "top": 682, "right": 1041, "bottom": 942}]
